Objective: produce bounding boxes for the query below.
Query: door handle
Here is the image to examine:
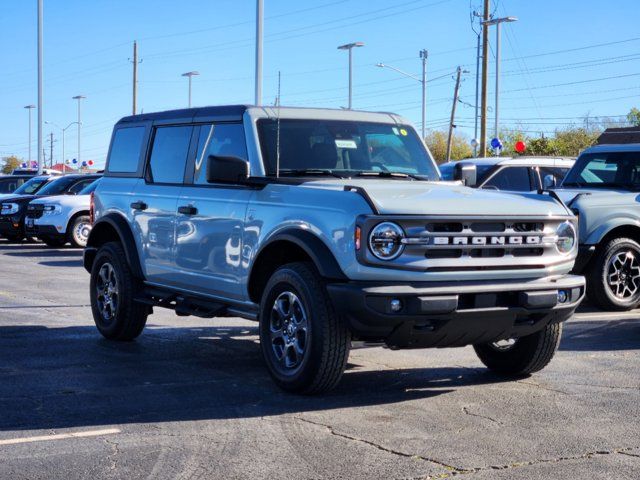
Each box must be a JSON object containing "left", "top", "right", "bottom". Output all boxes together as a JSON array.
[
  {"left": 130, "top": 201, "right": 147, "bottom": 211},
  {"left": 178, "top": 205, "right": 198, "bottom": 215}
]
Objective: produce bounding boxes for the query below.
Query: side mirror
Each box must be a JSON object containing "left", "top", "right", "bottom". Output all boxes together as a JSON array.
[
  {"left": 453, "top": 162, "right": 477, "bottom": 187},
  {"left": 206, "top": 155, "right": 250, "bottom": 184},
  {"left": 543, "top": 174, "right": 557, "bottom": 190}
]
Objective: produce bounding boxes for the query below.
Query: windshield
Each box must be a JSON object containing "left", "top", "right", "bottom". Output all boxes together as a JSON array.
[
  {"left": 13, "top": 177, "right": 49, "bottom": 195},
  {"left": 36, "top": 176, "right": 83, "bottom": 196},
  {"left": 258, "top": 119, "right": 439, "bottom": 180},
  {"left": 563, "top": 151, "right": 640, "bottom": 189}
]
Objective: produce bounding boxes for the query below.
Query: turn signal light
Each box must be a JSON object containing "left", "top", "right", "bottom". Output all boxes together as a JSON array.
[{"left": 355, "top": 226, "right": 361, "bottom": 250}]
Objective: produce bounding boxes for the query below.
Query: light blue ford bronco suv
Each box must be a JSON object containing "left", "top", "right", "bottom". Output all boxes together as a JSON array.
[{"left": 84, "top": 105, "right": 585, "bottom": 393}]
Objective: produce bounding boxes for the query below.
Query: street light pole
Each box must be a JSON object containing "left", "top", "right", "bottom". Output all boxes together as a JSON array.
[
  {"left": 255, "top": 0, "right": 263, "bottom": 105},
  {"left": 24, "top": 105, "right": 35, "bottom": 164},
  {"left": 37, "top": 0, "right": 43, "bottom": 174},
  {"left": 72, "top": 95, "right": 86, "bottom": 165},
  {"left": 337, "top": 42, "right": 364, "bottom": 109},
  {"left": 376, "top": 56, "right": 427, "bottom": 139},
  {"left": 483, "top": 16, "right": 518, "bottom": 155},
  {"left": 181, "top": 71, "right": 200, "bottom": 108},
  {"left": 45, "top": 121, "right": 78, "bottom": 173}
]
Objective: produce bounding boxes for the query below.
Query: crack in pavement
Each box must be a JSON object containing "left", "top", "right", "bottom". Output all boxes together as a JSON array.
[
  {"left": 461, "top": 406, "right": 503, "bottom": 426},
  {"left": 516, "top": 379, "right": 570, "bottom": 395},
  {"left": 294, "top": 416, "right": 639, "bottom": 479},
  {"left": 104, "top": 438, "right": 120, "bottom": 472},
  {"left": 293, "top": 416, "right": 468, "bottom": 474}
]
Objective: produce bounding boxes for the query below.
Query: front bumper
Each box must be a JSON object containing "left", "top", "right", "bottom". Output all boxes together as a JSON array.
[
  {"left": 0, "top": 216, "right": 22, "bottom": 237},
  {"left": 25, "top": 222, "right": 65, "bottom": 241},
  {"left": 327, "top": 274, "right": 585, "bottom": 349}
]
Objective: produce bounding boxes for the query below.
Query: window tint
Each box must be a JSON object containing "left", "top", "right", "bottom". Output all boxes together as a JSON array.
[
  {"left": 148, "top": 126, "right": 193, "bottom": 184},
  {"left": 107, "top": 127, "right": 146, "bottom": 173},
  {"left": 194, "top": 124, "right": 247, "bottom": 185},
  {"left": 539, "top": 167, "right": 568, "bottom": 186},
  {"left": 483, "top": 167, "right": 531, "bottom": 191},
  {"left": 67, "top": 177, "right": 98, "bottom": 194}
]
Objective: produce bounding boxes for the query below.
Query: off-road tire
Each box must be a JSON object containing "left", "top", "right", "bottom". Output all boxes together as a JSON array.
[
  {"left": 90, "top": 241, "right": 148, "bottom": 341},
  {"left": 259, "top": 261, "right": 351, "bottom": 394},
  {"left": 587, "top": 237, "right": 640, "bottom": 311},
  {"left": 68, "top": 214, "right": 92, "bottom": 248},
  {"left": 473, "top": 322, "right": 562, "bottom": 376}
]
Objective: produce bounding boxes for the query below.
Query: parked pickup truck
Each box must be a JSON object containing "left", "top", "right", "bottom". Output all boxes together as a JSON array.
[
  {"left": 84, "top": 105, "right": 585, "bottom": 394},
  {"left": 556, "top": 142, "right": 640, "bottom": 310}
]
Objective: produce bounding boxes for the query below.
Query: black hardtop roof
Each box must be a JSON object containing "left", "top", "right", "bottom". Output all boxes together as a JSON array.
[{"left": 117, "top": 105, "right": 250, "bottom": 125}]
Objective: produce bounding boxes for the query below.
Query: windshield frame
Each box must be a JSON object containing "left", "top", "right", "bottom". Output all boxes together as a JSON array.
[{"left": 256, "top": 119, "right": 440, "bottom": 181}]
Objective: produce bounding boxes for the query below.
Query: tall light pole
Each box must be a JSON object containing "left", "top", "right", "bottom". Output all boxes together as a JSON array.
[
  {"left": 337, "top": 42, "right": 364, "bottom": 109},
  {"left": 181, "top": 71, "right": 200, "bottom": 108},
  {"left": 483, "top": 16, "right": 518, "bottom": 154},
  {"left": 45, "top": 121, "right": 78, "bottom": 172},
  {"left": 377, "top": 49, "right": 428, "bottom": 139},
  {"left": 72, "top": 95, "right": 86, "bottom": 165},
  {"left": 255, "top": 0, "right": 263, "bottom": 105},
  {"left": 24, "top": 105, "right": 35, "bottom": 165},
  {"left": 37, "top": 0, "right": 43, "bottom": 174}
]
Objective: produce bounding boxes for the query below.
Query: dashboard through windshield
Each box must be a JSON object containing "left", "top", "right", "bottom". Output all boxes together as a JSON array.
[
  {"left": 257, "top": 119, "right": 439, "bottom": 180},
  {"left": 563, "top": 151, "right": 640, "bottom": 189}
]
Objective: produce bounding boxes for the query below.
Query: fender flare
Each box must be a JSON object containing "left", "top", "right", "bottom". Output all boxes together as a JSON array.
[
  {"left": 585, "top": 219, "right": 640, "bottom": 246},
  {"left": 251, "top": 228, "right": 347, "bottom": 281},
  {"left": 84, "top": 213, "right": 144, "bottom": 279}
]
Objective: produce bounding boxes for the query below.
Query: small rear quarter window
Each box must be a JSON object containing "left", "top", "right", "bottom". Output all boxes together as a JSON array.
[{"left": 107, "top": 126, "right": 146, "bottom": 173}]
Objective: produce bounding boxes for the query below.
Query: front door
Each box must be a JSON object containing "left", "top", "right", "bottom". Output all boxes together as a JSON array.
[{"left": 174, "top": 123, "right": 252, "bottom": 301}]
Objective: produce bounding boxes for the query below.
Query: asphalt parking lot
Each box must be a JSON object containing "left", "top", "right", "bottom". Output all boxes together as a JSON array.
[{"left": 0, "top": 240, "right": 638, "bottom": 480}]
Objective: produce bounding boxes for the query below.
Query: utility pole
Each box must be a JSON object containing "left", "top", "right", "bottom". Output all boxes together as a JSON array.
[
  {"left": 473, "top": 11, "right": 482, "bottom": 156},
  {"left": 24, "top": 105, "right": 35, "bottom": 164},
  {"left": 446, "top": 67, "right": 463, "bottom": 163},
  {"left": 420, "top": 49, "right": 428, "bottom": 139},
  {"left": 48, "top": 132, "right": 54, "bottom": 168},
  {"left": 255, "top": 0, "right": 263, "bottom": 105},
  {"left": 37, "top": 0, "right": 44, "bottom": 174},
  {"left": 131, "top": 41, "right": 141, "bottom": 115},
  {"left": 479, "top": 0, "right": 490, "bottom": 157}
]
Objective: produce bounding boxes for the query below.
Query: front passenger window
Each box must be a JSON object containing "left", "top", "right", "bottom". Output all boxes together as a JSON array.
[{"left": 148, "top": 126, "right": 193, "bottom": 184}]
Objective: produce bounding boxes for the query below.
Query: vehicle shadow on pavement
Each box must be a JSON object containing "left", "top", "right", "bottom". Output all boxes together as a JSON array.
[
  {"left": 3, "top": 249, "right": 82, "bottom": 258},
  {"left": 38, "top": 259, "right": 83, "bottom": 268},
  {"left": 0, "top": 324, "right": 509, "bottom": 432},
  {"left": 560, "top": 318, "right": 640, "bottom": 351}
]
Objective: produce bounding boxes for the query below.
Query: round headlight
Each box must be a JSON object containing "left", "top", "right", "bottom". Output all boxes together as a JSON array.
[
  {"left": 369, "top": 222, "right": 405, "bottom": 260},
  {"left": 556, "top": 221, "right": 576, "bottom": 254}
]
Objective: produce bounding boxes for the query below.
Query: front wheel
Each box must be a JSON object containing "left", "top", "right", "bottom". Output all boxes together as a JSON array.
[
  {"left": 68, "top": 214, "right": 92, "bottom": 248},
  {"left": 473, "top": 323, "right": 562, "bottom": 376},
  {"left": 259, "top": 262, "right": 351, "bottom": 394},
  {"left": 587, "top": 237, "right": 640, "bottom": 311},
  {"left": 90, "top": 241, "right": 148, "bottom": 341}
]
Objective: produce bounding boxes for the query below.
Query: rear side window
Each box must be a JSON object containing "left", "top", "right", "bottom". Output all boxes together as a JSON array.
[
  {"left": 148, "top": 126, "right": 193, "bottom": 184},
  {"left": 193, "top": 123, "right": 247, "bottom": 185},
  {"left": 67, "top": 177, "right": 98, "bottom": 195},
  {"left": 107, "top": 127, "right": 146, "bottom": 173}
]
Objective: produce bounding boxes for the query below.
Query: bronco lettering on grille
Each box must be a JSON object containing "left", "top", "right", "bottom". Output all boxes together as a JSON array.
[{"left": 433, "top": 236, "right": 541, "bottom": 245}]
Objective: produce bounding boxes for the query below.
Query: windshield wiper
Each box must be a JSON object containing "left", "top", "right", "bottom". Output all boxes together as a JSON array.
[
  {"left": 355, "top": 171, "right": 427, "bottom": 181},
  {"left": 278, "top": 169, "right": 346, "bottom": 179}
]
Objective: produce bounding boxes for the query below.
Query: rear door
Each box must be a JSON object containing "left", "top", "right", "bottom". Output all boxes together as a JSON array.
[
  {"left": 131, "top": 124, "right": 193, "bottom": 287},
  {"left": 173, "top": 122, "right": 252, "bottom": 300}
]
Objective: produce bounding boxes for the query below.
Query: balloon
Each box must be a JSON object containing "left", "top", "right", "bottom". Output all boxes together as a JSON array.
[
  {"left": 490, "top": 137, "right": 503, "bottom": 150},
  {"left": 21, "top": 163, "right": 26, "bottom": 168},
  {"left": 515, "top": 140, "right": 526, "bottom": 153},
  {"left": 72, "top": 159, "right": 78, "bottom": 164},
  {"left": 87, "top": 160, "right": 94, "bottom": 166},
  {"left": 81, "top": 161, "right": 87, "bottom": 167},
  {"left": 470, "top": 138, "right": 479, "bottom": 148}
]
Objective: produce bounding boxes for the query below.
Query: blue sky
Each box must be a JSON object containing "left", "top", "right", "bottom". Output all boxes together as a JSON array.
[{"left": 1, "top": 0, "right": 639, "bottom": 167}]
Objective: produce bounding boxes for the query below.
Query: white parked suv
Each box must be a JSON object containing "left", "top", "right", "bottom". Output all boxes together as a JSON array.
[{"left": 25, "top": 178, "right": 100, "bottom": 247}]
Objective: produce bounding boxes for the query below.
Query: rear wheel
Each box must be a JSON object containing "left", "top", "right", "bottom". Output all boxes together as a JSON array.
[
  {"left": 90, "top": 241, "right": 148, "bottom": 341},
  {"left": 68, "top": 214, "right": 92, "bottom": 248},
  {"left": 587, "top": 237, "right": 640, "bottom": 311},
  {"left": 473, "top": 323, "right": 562, "bottom": 376},
  {"left": 259, "top": 262, "right": 351, "bottom": 394}
]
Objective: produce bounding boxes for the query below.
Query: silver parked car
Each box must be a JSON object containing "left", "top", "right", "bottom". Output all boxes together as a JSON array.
[
  {"left": 25, "top": 178, "right": 100, "bottom": 248},
  {"left": 439, "top": 156, "right": 574, "bottom": 191},
  {"left": 556, "top": 143, "right": 640, "bottom": 310}
]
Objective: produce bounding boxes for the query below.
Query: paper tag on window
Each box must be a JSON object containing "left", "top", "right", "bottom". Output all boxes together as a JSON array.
[{"left": 335, "top": 139, "right": 357, "bottom": 149}]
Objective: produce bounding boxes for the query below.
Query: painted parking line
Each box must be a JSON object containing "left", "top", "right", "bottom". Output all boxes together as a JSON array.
[
  {"left": 0, "top": 428, "right": 120, "bottom": 446},
  {"left": 573, "top": 311, "right": 640, "bottom": 320}
]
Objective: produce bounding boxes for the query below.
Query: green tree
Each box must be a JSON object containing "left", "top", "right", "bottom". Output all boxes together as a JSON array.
[
  {"left": 627, "top": 107, "right": 640, "bottom": 127},
  {"left": 425, "top": 130, "right": 472, "bottom": 164},
  {"left": 1, "top": 156, "right": 22, "bottom": 174}
]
